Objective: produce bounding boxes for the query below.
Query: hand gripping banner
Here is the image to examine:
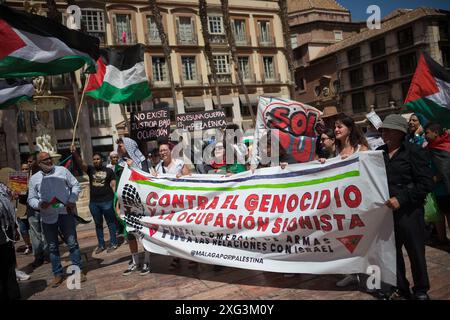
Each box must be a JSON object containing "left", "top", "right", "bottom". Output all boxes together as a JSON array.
[{"left": 118, "top": 151, "right": 396, "bottom": 286}]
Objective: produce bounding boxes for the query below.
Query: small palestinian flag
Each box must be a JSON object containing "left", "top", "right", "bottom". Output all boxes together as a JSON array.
[
  {"left": 0, "top": 78, "right": 33, "bottom": 109},
  {"left": 85, "top": 44, "right": 151, "bottom": 104},
  {"left": 0, "top": 4, "right": 99, "bottom": 78},
  {"left": 404, "top": 52, "right": 450, "bottom": 127}
]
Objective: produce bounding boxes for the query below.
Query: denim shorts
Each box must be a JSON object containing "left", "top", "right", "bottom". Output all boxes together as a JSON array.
[{"left": 17, "top": 218, "right": 30, "bottom": 236}]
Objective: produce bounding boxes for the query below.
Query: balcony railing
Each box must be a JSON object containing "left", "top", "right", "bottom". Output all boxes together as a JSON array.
[
  {"left": 112, "top": 31, "right": 136, "bottom": 45},
  {"left": 258, "top": 35, "right": 275, "bottom": 47},
  {"left": 176, "top": 33, "right": 197, "bottom": 45},
  {"left": 261, "top": 72, "right": 281, "bottom": 83},
  {"left": 210, "top": 34, "right": 227, "bottom": 44},
  {"left": 234, "top": 34, "right": 251, "bottom": 46},
  {"left": 145, "top": 33, "right": 162, "bottom": 45},
  {"left": 208, "top": 73, "right": 232, "bottom": 84},
  {"left": 180, "top": 74, "right": 203, "bottom": 87},
  {"left": 150, "top": 79, "right": 171, "bottom": 88},
  {"left": 242, "top": 72, "right": 256, "bottom": 84}
]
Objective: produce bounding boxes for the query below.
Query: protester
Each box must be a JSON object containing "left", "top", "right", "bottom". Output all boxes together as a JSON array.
[
  {"left": 424, "top": 122, "right": 450, "bottom": 244},
  {"left": 107, "top": 151, "right": 119, "bottom": 171},
  {"left": 319, "top": 115, "right": 369, "bottom": 286},
  {"left": 28, "top": 152, "right": 85, "bottom": 287},
  {"left": 0, "top": 181, "right": 20, "bottom": 300},
  {"left": 15, "top": 163, "right": 32, "bottom": 256},
  {"left": 71, "top": 146, "right": 118, "bottom": 254},
  {"left": 407, "top": 113, "right": 427, "bottom": 147},
  {"left": 154, "top": 139, "right": 191, "bottom": 269},
  {"left": 147, "top": 147, "right": 160, "bottom": 171},
  {"left": 318, "top": 128, "right": 336, "bottom": 159},
  {"left": 377, "top": 114, "right": 434, "bottom": 300},
  {"left": 22, "top": 156, "right": 49, "bottom": 269},
  {"left": 116, "top": 137, "right": 152, "bottom": 276},
  {"left": 320, "top": 106, "right": 343, "bottom": 130},
  {"left": 223, "top": 124, "right": 248, "bottom": 174}
]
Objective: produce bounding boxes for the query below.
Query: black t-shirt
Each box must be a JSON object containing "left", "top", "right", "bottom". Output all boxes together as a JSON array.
[{"left": 87, "top": 165, "right": 115, "bottom": 203}]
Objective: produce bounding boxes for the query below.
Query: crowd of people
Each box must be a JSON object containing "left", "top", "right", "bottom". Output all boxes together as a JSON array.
[{"left": 1, "top": 109, "right": 449, "bottom": 301}]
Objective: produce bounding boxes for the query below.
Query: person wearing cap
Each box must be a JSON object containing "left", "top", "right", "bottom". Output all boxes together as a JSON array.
[
  {"left": 147, "top": 148, "right": 160, "bottom": 171},
  {"left": 376, "top": 114, "right": 434, "bottom": 300}
]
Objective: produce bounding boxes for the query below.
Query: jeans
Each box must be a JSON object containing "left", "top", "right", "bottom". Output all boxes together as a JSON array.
[
  {"left": 27, "top": 209, "right": 48, "bottom": 260},
  {"left": 89, "top": 200, "right": 118, "bottom": 248},
  {"left": 42, "top": 214, "right": 82, "bottom": 276},
  {"left": 17, "top": 218, "right": 30, "bottom": 236}
]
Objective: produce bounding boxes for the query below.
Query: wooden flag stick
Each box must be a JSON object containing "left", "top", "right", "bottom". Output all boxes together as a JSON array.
[{"left": 71, "top": 74, "right": 90, "bottom": 146}]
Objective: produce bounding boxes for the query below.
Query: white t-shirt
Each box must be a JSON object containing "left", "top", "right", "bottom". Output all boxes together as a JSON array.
[{"left": 155, "top": 158, "right": 185, "bottom": 175}]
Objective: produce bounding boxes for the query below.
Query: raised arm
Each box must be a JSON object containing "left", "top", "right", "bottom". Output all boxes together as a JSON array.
[{"left": 70, "top": 144, "right": 88, "bottom": 173}]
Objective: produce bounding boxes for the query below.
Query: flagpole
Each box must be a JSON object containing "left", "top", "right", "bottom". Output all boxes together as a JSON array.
[{"left": 71, "top": 74, "right": 90, "bottom": 147}]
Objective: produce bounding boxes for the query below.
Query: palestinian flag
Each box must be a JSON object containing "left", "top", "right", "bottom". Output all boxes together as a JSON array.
[
  {"left": 404, "top": 52, "right": 450, "bottom": 127},
  {"left": 0, "top": 79, "right": 33, "bottom": 109},
  {"left": 85, "top": 44, "right": 151, "bottom": 104},
  {"left": 0, "top": 4, "right": 99, "bottom": 78}
]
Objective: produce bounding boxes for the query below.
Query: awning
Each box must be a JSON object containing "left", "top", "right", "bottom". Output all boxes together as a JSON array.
[
  {"left": 212, "top": 95, "right": 234, "bottom": 107},
  {"left": 239, "top": 94, "right": 259, "bottom": 106}
]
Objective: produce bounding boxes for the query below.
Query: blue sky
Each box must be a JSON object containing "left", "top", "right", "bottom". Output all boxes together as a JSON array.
[{"left": 338, "top": 0, "right": 450, "bottom": 21}]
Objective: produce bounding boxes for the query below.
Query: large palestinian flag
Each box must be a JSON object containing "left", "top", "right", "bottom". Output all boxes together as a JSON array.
[
  {"left": 404, "top": 52, "right": 450, "bottom": 127},
  {"left": 85, "top": 44, "right": 151, "bottom": 104},
  {"left": 0, "top": 79, "right": 33, "bottom": 109},
  {"left": 0, "top": 4, "right": 99, "bottom": 78}
]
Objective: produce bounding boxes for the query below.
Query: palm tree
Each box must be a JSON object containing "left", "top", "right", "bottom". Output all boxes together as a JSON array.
[
  {"left": 220, "top": 0, "right": 255, "bottom": 124},
  {"left": 199, "top": 0, "right": 222, "bottom": 109},
  {"left": 148, "top": 0, "right": 178, "bottom": 115},
  {"left": 277, "top": 0, "right": 295, "bottom": 98}
]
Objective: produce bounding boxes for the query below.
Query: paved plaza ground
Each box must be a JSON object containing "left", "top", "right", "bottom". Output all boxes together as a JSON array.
[{"left": 14, "top": 223, "right": 450, "bottom": 300}]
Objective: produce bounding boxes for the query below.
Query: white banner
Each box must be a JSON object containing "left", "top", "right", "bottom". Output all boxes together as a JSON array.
[{"left": 118, "top": 151, "right": 396, "bottom": 285}]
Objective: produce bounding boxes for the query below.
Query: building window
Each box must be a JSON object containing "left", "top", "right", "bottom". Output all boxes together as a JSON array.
[
  {"left": 399, "top": 52, "right": 417, "bottom": 75},
  {"left": 295, "top": 73, "right": 305, "bottom": 91},
  {"left": 334, "top": 30, "right": 343, "bottom": 41},
  {"left": 146, "top": 16, "right": 160, "bottom": 43},
  {"left": 347, "top": 47, "right": 361, "bottom": 65},
  {"left": 442, "top": 47, "right": 450, "bottom": 69},
  {"left": 351, "top": 92, "right": 366, "bottom": 113},
  {"left": 113, "top": 13, "right": 134, "bottom": 44},
  {"left": 291, "top": 34, "right": 298, "bottom": 48},
  {"left": 401, "top": 80, "right": 412, "bottom": 101},
  {"left": 333, "top": 80, "right": 340, "bottom": 93},
  {"left": 213, "top": 55, "right": 230, "bottom": 74},
  {"left": 397, "top": 27, "right": 414, "bottom": 49},
  {"left": 123, "top": 101, "right": 142, "bottom": 114},
  {"left": 370, "top": 38, "right": 386, "bottom": 58},
  {"left": 152, "top": 57, "right": 167, "bottom": 82},
  {"left": 232, "top": 20, "right": 247, "bottom": 45},
  {"left": 258, "top": 20, "right": 272, "bottom": 45},
  {"left": 349, "top": 68, "right": 363, "bottom": 87},
  {"left": 374, "top": 86, "right": 391, "bottom": 108},
  {"left": 262, "top": 56, "right": 275, "bottom": 79},
  {"left": 208, "top": 16, "right": 224, "bottom": 34},
  {"left": 373, "top": 60, "right": 389, "bottom": 82},
  {"left": 439, "top": 21, "right": 449, "bottom": 40},
  {"left": 238, "top": 56, "right": 251, "bottom": 79},
  {"left": 50, "top": 73, "right": 71, "bottom": 90},
  {"left": 81, "top": 9, "right": 105, "bottom": 32},
  {"left": 54, "top": 104, "right": 76, "bottom": 130},
  {"left": 176, "top": 16, "right": 195, "bottom": 44},
  {"left": 88, "top": 100, "right": 110, "bottom": 127},
  {"left": 181, "top": 56, "right": 197, "bottom": 81}
]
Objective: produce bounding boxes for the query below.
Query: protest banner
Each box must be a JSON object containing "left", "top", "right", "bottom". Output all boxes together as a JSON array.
[
  {"left": 8, "top": 171, "right": 28, "bottom": 195},
  {"left": 117, "top": 151, "right": 396, "bottom": 285},
  {"left": 251, "top": 96, "right": 321, "bottom": 166},
  {"left": 176, "top": 110, "right": 227, "bottom": 131},
  {"left": 130, "top": 109, "right": 170, "bottom": 142}
]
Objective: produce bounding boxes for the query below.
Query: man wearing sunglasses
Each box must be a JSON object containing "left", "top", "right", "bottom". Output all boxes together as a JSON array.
[{"left": 27, "top": 152, "right": 84, "bottom": 288}]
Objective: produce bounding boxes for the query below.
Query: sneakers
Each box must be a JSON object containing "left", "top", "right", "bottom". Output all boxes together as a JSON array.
[
  {"left": 94, "top": 246, "right": 105, "bottom": 254},
  {"left": 107, "top": 245, "right": 118, "bottom": 253},
  {"left": 51, "top": 275, "right": 64, "bottom": 288},
  {"left": 140, "top": 264, "right": 150, "bottom": 275},
  {"left": 23, "top": 246, "right": 32, "bottom": 255},
  {"left": 32, "top": 257, "right": 44, "bottom": 269},
  {"left": 336, "top": 274, "right": 359, "bottom": 287},
  {"left": 123, "top": 261, "right": 139, "bottom": 276},
  {"left": 16, "top": 269, "right": 31, "bottom": 281}
]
